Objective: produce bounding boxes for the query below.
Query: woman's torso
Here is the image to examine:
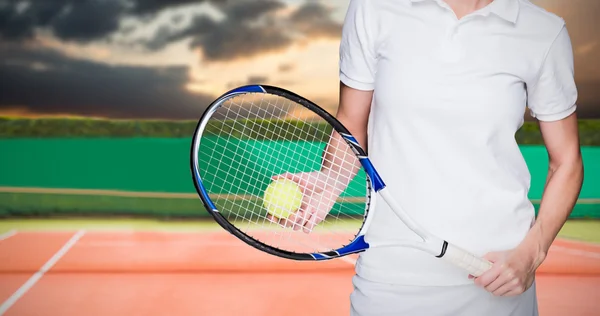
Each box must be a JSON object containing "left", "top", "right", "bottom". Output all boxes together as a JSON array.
[{"left": 356, "top": 0, "right": 566, "bottom": 286}]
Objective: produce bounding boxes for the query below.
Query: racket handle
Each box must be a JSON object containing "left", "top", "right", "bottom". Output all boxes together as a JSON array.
[{"left": 441, "top": 242, "right": 493, "bottom": 277}]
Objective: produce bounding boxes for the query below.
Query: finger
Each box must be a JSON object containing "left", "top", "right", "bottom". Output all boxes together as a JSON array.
[
  {"left": 286, "top": 208, "right": 306, "bottom": 231},
  {"left": 473, "top": 251, "right": 507, "bottom": 287},
  {"left": 266, "top": 213, "right": 280, "bottom": 224},
  {"left": 483, "top": 252, "right": 504, "bottom": 264},
  {"left": 285, "top": 198, "right": 310, "bottom": 230},
  {"left": 302, "top": 210, "right": 323, "bottom": 234},
  {"left": 474, "top": 263, "right": 502, "bottom": 288},
  {"left": 279, "top": 214, "right": 293, "bottom": 227},
  {"left": 302, "top": 212, "right": 315, "bottom": 234},
  {"left": 492, "top": 278, "right": 519, "bottom": 296},
  {"left": 278, "top": 212, "right": 297, "bottom": 229},
  {"left": 295, "top": 208, "right": 312, "bottom": 231},
  {"left": 500, "top": 277, "right": 533, "bottom": 297},
  {"left": 485, "top": 269, "right": 513, "bottom": 293},
  {"left": 266, "top": 214, "right": 288, "bottom": 228},
  {"left": 285, "top": 211, "right": 300, "bottom": 230},
  {"left": 501, "top": 282, "right": 529, "bottom": 297}
]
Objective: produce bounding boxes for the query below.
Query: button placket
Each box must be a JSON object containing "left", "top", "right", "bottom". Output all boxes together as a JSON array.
[{"left": 441, "top": 22, "right": 462, "bottom": 63}]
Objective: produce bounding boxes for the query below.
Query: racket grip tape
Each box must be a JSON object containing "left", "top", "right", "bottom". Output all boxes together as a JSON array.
[{"left": 440, "top": 242, "right": 493, "bottom": 277}]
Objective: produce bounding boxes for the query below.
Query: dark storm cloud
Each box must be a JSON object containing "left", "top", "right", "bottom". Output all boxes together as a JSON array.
[
  {"left": 143, "top": 14, "right": 219, "bottom": 51},
  {"left": 171, "top": 14, "right": 185, "bottom": 25},
  {"left": 0, "top": 0, "right": 126, "bottom": 43},
  {"left": 0, "top": 44, "right": 212, "bottom": 119},
  {"left": 141, "top": 0, "right": 342, "bottom": 62},
  {"left": 194, "top": 1, "right": 341, "bottom": 61},
  {"left": 142, "top": 0, "right": 289, "bottom": 60},
  {"left": 50, "top": 1, "right": 125, "bottom": 42},
  {"left": 128, "top": 0, "right": 206, "bottom": 15},
  {"left": 0, "top": 0, "right": 222, "bottom": 43},
  {"left": 289, "top": 1, "right": 342, "bottom": 38},
  {"left": 189, "top": 19, "right": 291, "bottom": 61},
  {"left": 0, "top": 0, "right": 342, "bottom": 60}
]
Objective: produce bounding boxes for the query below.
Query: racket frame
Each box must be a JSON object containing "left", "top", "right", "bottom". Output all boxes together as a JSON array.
[
  {"left": 191, "top": 84, "right": 368, "bottom": 261},
  {"left": 191, "top": 84, "right": 492, "bottom": 277}
]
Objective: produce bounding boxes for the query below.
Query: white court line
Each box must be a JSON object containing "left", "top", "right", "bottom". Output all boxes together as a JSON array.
[
  {"left": 552, "top": 246, "right": 600, "bottom": 259},
  {"left": 0, "top": 230, "right": 86, "bottom": 315},
  {"left": 0, "top": 230, "right": 16, "bottom": 241}
]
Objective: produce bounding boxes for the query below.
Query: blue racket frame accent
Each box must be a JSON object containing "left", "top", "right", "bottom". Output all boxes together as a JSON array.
[
  {"left": 336, "top": 235, "right": 370, "bottom": 255},
  {"left": 228, "top": 85, "right": 266, "bottom": 94},
  {"left": 311, "top": 235, "right": 369, "bottom": 260},
  {"left": 359, "top": 159, "right": 385, "bottom": 192},
  {"left": 339, "top": 133, "right": 386, "bottom": 192},
  {"left": 193, "top": 171, "right": 217, "bottom": 211}
]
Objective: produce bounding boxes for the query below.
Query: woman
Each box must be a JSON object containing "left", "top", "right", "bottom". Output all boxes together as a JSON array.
[
  {"left": 285, "top": 0, "right": 583, "bottom": 315},
  {"left": 338, "top": 0, "right": 584, "bottom": 314}
]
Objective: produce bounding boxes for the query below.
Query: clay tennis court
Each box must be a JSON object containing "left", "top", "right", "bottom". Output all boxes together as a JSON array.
[{"left": 0, "top": 224, "right": 599, "bottom": 316}]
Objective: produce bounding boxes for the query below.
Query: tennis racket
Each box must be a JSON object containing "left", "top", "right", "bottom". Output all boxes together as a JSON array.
[{"left": 190, "top": 84, "right": 493, "bottom": 277}]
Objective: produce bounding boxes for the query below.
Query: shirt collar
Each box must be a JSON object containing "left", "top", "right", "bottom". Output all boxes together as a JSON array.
[{"left": 409, "top": 0, "right": 520, "bottom": 24}]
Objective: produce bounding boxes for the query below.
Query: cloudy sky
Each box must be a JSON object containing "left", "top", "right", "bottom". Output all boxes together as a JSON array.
[{"left": 0, "top": 0, "right": 598, "bottom": 120}]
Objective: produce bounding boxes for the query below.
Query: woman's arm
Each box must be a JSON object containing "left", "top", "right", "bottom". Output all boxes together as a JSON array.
[
  {"left": 320, "top": 82, "right": 374, "bottom": 191},
  {"left": 336, "top": 82, "right": 373, "bottom": 152},
  {"left": 475, "top": 112, "right": 583, "bottom": 296},
  {"left": 524, "top": 113, "right": 583, "bottom": 260}
]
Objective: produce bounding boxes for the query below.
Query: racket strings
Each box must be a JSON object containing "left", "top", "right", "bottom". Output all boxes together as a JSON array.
[
  {"left": 210, "top": 94, "right": 356, "bottom": 236},
  {"left": 226, "top": 94, "right": 358, "bottom": 248},
  {"left": 198, "top": 92, "right": 368, "bottom": 254}
]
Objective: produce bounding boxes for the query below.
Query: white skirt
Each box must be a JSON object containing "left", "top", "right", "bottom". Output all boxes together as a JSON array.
[{"left": 350, "top": 274, "right": 539, "bottom": 316}]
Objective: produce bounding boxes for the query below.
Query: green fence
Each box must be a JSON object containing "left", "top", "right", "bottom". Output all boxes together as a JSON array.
[
  {"left": 0, "top": 138, "right": 598, "bottom": 218},
  {"left": 3, "top": 117, "right": 600, "bottom": 146}
]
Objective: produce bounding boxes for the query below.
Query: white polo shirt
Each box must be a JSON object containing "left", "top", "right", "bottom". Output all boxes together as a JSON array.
[{"left": 340, "top": 0, "right": 577, "bottom": 286}]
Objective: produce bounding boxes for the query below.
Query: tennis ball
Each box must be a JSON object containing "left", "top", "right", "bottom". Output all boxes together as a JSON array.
[{"left": 263, "top": 178, "right": 303, "bottom": 219}]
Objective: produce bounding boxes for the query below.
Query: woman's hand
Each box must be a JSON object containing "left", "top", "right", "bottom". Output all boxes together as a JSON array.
[
  {"left": 266, "top": 171, "right": 340, "bottom": 233},
  {"left": 472, "top": 243, "right": 546, "bottom": 296}
]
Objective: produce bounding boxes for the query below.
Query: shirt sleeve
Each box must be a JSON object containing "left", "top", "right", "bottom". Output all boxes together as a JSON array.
[
  {"left": 527, "top": 25, "right": 578, "bottom": 122},
  {"left": 339, "top": 0, "right": 378, "bottom": 91}
]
